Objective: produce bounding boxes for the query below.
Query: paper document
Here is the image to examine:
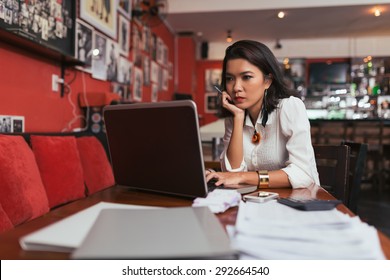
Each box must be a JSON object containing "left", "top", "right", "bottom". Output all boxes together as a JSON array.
[
  {"left": 230, "top": 200, "right": 385, "bottom": 259},
  {"left": 20, "top": 202, "right": 158, "bottom": 252}
]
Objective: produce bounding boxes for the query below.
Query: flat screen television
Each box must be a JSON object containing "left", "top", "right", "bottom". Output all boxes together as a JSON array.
[{"left": 309, "top": 62, "right": 350, "bottom": 85}]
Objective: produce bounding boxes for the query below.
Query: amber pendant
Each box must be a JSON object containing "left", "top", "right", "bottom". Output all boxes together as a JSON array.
[{"left": 252, "top": 131, "right": 261, "bottom": 144}]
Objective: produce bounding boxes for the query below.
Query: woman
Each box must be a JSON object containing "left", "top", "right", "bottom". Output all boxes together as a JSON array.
[{"left": 206, "top": 40, "right": 319, "bottom": 189}]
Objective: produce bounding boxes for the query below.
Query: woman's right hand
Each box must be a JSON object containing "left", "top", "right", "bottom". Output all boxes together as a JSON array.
[{"left": 221, "top": 91, "right": 244, "bottom": 117}]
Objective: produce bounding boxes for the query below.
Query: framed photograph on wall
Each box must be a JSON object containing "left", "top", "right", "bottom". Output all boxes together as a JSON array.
[
  {"left": 12, "top": 116, "right": 25, "bottom": 133},
  {"left": 151, "top": 60, "right": 159, "bottom": 84},
  {"left": 205, "top": 69, "right": 222, "bottom": 92},
  {"left": 205, "top": 93, "right": 219, "bottom": 113},
  {"left": 92, "top": 32, "right": 108, "bottom": 81},
  {"left": 118, "top": 14, "right": 130, "bottom": 56},
  {"left": 151, "top": 83, "right": 158, "bottom": 102},
  {"left": 0, "top": 115, "right": 11, "bottom": 133},
  {"left": 133, "top": 67, "right": 143, "bottom": 102},
  {"left": 80, "top": 0, "right": 117, "bottom": 39},
  {"left": 75, "top": 19, "right": 94, "bottom": 73},
  {"left": 118, "top": 0, "right": 132, "bottom": 19}
]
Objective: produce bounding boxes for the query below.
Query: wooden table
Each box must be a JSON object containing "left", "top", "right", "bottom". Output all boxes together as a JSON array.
[{"left": 0, "top": 185, "right": 389, "bottom": 259}]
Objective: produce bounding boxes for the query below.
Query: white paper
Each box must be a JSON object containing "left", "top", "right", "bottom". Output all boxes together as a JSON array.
[
  {"left": 230, "top": 200, "right": 386, "bottom": 260},
  {"left": 20, "top": 202, "right": 158, "bottom": 252}
]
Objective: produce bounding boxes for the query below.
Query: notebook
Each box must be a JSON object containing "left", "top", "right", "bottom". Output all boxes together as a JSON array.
[
  {"left": 72, "top": 206, "right": 237, "bottom": 259},
  {"left": 103, "top": 100, "right": 257, "bottom": 198}
]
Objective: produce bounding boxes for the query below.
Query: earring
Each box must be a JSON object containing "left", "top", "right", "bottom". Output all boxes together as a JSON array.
[{"left": 261, "top": 89, "right": 268, "bottom": 127}]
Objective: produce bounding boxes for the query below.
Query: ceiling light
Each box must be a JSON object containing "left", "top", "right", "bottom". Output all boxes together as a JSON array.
[
  {"left": 226, "top": 30, "right": 233, "bottom": 43},
  {"left": 374, "top": 8, "right": 381, "bottom": 16},
  {"left": 278, "top": 11, "right": 285, "bottom": 19}
]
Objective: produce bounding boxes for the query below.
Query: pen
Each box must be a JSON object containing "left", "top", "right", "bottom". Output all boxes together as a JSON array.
[
  {"left": 214, "top": 85, "right": 234, "bottom": 105},
  {"left": 214, "top": 85, "right": 223, "bottom": 95}
]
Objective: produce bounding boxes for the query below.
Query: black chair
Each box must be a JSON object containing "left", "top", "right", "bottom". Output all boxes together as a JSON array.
[
  {"left": 313, "top": 144, "right": 351, "bottom": 206},
  {"left": 341, "top": 141, "right": 368, "bottom": 213}
]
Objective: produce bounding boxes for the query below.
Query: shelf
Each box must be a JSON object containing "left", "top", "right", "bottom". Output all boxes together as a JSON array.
[{"left": 0, "top": 28, "right": 83, "bottom": 67}]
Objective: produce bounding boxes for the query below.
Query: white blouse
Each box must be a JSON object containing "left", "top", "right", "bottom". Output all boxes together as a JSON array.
[{"left": 220, "top": 96, "right": 320, "bottom": 188}]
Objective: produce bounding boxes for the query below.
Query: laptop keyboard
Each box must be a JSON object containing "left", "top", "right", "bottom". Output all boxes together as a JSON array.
[{"left": 207, "top": 178, "right": 224, "bottom": 192}]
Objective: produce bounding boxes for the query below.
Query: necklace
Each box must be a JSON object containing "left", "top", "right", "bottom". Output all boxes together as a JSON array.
[{"left": 252, "top": 129, "right": 261, "bottom": 144}]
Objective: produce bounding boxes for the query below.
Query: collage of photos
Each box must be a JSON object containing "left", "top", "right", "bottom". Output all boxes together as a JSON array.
[
  {"left": 0, "top": 115, "right": 24, "bottom": 133},
  {"left": 76, "top": 0, "right": 172, "bottom": 103},
  {"left": 0, "top": 0, "right": 75, "bottom": 56}
]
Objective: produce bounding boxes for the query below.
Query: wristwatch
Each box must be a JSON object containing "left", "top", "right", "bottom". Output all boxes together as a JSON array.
[{"left": 256, "top": 170, "right": 269, "bottom": 189}]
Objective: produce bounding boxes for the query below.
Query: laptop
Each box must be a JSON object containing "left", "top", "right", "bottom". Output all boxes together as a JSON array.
[
  {"left": 72, "top": 207, "right": 237, "bottom": 259},
  {"left": 103, "top": 100, "right": 257, "bottom": 198}
]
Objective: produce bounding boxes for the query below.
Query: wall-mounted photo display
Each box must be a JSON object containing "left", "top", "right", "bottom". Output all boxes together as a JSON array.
[
  {"left": 156, "top": 36, "right": 164, "bottom": 65},
  {"left": 106, "top": 39, "right": 120, "bottom": 82},
  {"left": 162, "top": 43, "right": 168, "bottom": 65},
  {"left": 118, "top": 14, "right": 130, "bottom": 56},
  {"left": 12, "top": 116, "right": 25, "bottom": 133},
  {"left": 162, "top": 68, "right": 168, "bottom": 91},
  {"left": 118, "top": 56, "right": 131, "bottom": 85},
  {"left": 142, "top": 25, "right": 151, "bottom": 52},
  {"left": 75, "top": 19, "right": 94, "bottom": 73},
  {"left": 205, "top": 69, "right": 222, "bottom": 92},
  {"left": 80, "top": 0, "right": 117, "bottom": 39},
  {"left": 205, "top": 93, "right": 219, "bottom": 113},
  {"left": 0, "top": 0, "right": 76, "bottom": 57},
  {"left": 143, "top": 55, "right": 150, "bottom": 86},
  {"left": 151, "top": 60, "right": 159, "bottom": 84},
  {"left": 0, "top": 115, "right": 24, "bottom": 133},
  {"left": 133, "top": 67, "right": 143, "bottom": 102},
  {"left": 0, "top": 115, "right": 11, "bottom": 133},
  {"left": 131, "top": 22, "right": 142, "bottom": 67},
  {"left": 92, "top": 32, "right": 108, "bottom": 80},
  {"left": 111, "top": 82, "right": 128, "bottom": 100},
  {"left": 151, "top": 83, "right": 158, "bottom": 102},
  {"left": 168, "top": 61, "right": 173, "bottom": 79},
  {"left": 150, "top": 33, "right": 157, "bottom": 60},
  {"left": 118, "top": 0, "right": 132, "bottom": 19}
]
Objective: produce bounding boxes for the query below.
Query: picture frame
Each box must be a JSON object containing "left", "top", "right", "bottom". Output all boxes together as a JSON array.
[
  {"left": 118, "top": 14, "right": 130, "bottom": 56},
  {"left": 92, "top": 32, "right": 109, "bottom": 81},
  {"left": 133, "top": 67, "right": 143, "bottom": 102},
  {"left": 205, "top": 93, "right": 219, "bottom": 113},
  {"left": 151, "top": 60, "right": 159, "bottom": 84},
  {"left": 151, "top": 83, "right": 158, "bottom": 102},
  {"left": 12, "top": 116, "right": 25, "bottom": 133},
  {"left": 80, "top": 0, "right": 117, "bottom": 39},
  {"left": 75, "top": 19, "right": 94, "bottom": 73},
  {"left": 118, "top": 0, "right": 132, "bottom": 19},
  {"left": 205, "top": 69, "right": 222, "bottom": 92}
]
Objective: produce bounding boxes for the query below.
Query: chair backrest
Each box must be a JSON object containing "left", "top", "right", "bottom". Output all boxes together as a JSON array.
[
  {"left": 313, "top": 144, "right": 351, "bottom": 205},
  {"left": 341, "top": 141, "right": 368, "bottom": 213}
]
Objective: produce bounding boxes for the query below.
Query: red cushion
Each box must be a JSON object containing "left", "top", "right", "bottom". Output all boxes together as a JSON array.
[
  {"left": 0, "top": 135, "right": 35, "bottom": 225},
  {"left": 31, "top": 136, "right": 86, "bottom": 208},
  {"left": 76, "top": 136, "right": 115, "bottom": 194},
  {"left": 0, "top": 203, "right": 13, "bottom": 233}
]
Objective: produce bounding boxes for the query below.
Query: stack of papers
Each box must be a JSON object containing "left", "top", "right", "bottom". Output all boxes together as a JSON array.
[{"left": 229, "top": 200, "right": 385, "bottom": 259}]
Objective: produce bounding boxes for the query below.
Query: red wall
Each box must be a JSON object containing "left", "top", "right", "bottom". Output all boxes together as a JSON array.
[
  {"left": 176, "top": 36, "right": 196, "bottom": 95},
  {"left": 0, "top": 19, "right": 175, "bottom": 132}
]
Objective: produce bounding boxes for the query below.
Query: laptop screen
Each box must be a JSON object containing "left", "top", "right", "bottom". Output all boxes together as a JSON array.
[{"left": 103, "top": 100, "right": 208, "bottom": 198}]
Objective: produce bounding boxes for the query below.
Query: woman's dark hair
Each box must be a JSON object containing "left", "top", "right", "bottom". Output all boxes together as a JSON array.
[{"left": 219, "top": 40, "right": 292, "bottom": 118}]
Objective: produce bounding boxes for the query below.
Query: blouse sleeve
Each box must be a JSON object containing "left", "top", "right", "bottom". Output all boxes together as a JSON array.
[
  {"left": 279, "top": 97, "right": 320, "bottom": 188},
  {"left": 219, "top": 117, "right": 247, "bottom": 172}
]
